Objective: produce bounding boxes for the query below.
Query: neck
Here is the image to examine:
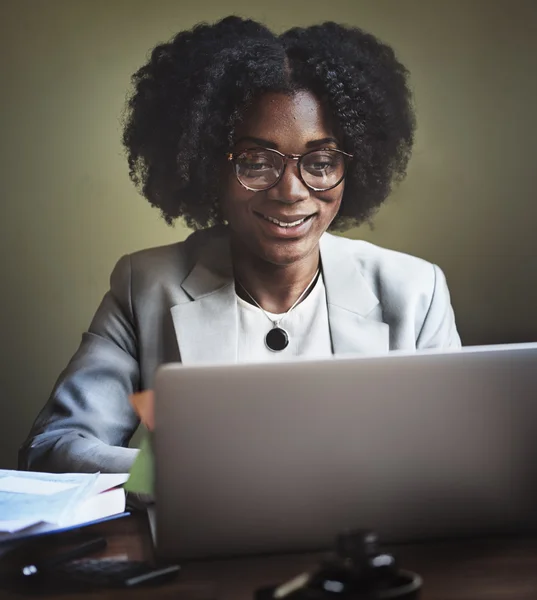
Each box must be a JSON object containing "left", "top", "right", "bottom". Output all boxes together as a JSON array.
[{"left": 231, "top": 243, "right": 320, "bottom": 314}]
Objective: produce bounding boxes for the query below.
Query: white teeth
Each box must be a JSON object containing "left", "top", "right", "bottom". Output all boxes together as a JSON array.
[{"left": 263, "top": 215, "right": 308, "bottom": 228}]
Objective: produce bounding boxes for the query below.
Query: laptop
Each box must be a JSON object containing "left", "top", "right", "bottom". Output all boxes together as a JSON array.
[{"left": 152, "top": 342, "right": 537, "bottom": 560}]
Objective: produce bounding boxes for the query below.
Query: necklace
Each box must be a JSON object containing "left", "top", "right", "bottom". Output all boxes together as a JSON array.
[{"left": 237, "top": 268, "right": 321, "bottom": 352}]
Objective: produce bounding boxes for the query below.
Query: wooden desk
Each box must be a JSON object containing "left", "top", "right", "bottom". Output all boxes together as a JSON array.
[{"left": 2, "top": 513, "right": 537, "bottom": 599}]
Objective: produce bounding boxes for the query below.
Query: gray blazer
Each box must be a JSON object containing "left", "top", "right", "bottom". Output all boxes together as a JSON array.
[{"left": 19, "top": 226, "right": 461, "bottom": 474}]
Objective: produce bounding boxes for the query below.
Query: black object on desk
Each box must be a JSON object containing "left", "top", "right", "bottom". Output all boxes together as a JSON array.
[
  {"left": 54, "top": 559, "right": 180, "bottom": 588},
  {"left": 14, "top": 533, "right": 180, "bottom": 591},
  {"left": 255, "top": 529, "right": 422, "bottom": 599},
  {"left": 21, "top": 536, "right": 107, "bottom": 578}
]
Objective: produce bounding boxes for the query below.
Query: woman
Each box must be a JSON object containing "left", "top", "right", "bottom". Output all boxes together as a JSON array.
[{"left": 19, "top": 16, "right": 460, "bottom": 474}]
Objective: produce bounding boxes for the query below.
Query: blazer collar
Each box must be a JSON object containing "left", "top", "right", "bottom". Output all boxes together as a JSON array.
[
  {"left": 171, "top": 230, "right": 389, "bottom": 364},
  {"left": 319, "top": 233, "right": 379, "bottom": 316},
  {"left": 319, "top": 233, "right": 389, "bottom": 355},
  {"left": 171, "top": 232, "right": 238, "bottom": 365}
]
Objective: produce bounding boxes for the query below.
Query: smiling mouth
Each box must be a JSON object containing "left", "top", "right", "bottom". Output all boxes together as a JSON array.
[{"left": 257, "top": 213, "right": 315, "bottom": 228}]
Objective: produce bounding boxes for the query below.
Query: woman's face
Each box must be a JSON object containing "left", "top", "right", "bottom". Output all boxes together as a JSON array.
[{"left": 220, "top": 90, "right": 345, "bottom": 266}]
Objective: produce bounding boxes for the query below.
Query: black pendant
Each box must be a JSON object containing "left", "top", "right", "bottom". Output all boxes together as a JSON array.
[{"left": 265, "top": 327, "right": 289, "bottom": 352}]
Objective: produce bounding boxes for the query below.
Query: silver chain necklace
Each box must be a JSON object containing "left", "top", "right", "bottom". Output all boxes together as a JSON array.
[{"left": 237, "top": 268, "right": 321, "bottom": 352}]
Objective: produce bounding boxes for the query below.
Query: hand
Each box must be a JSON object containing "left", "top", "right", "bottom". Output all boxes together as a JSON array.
[{"left": 129, "top": 390, "right": 155, "bottom": 431}]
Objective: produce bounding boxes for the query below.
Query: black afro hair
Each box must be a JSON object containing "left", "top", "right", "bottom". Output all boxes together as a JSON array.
[{"left": 122, "top": 16, "right": 415, "bottom": 230}]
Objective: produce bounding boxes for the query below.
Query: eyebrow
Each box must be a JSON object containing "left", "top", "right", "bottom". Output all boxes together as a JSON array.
[{"left": 234, "top": 136, "right": 339, "bottom": 149}]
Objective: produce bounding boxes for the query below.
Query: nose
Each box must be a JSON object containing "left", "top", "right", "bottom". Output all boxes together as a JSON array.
[{"left": 266, "top": 161, "right": 309, "bottom": 204}]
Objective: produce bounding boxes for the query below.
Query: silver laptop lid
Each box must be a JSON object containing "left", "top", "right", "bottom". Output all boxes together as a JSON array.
[{"left": 154, "top": 343, "right": 537, "bottom": 560}]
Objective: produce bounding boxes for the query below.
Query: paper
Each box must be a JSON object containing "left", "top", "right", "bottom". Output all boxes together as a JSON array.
[
  {"left": 65, "top": 487, "right": 126, "bottom": 526},
  {"left": 0, "top": 471, "right": 129, "bottom": 544},
  {"left": 0, "top": 518, "right": 42, "bottom": 534},
  {"left": 0, "top": 476, "right": 79, "bottom": 496},
  {"left": 0, "top": 473, "right": 128, "bottom": 532},
  {"left": 0, "top": 470, "right": 98, "bottom": 527},
  {"left": 0, "top": 488, "right": 127, "bottom": 542},
  {"left": 91, "top": 473, "right": 130, "bottom": 495},
  {"left": 124, "top": 433, "right": 154, "bottom": 496}
]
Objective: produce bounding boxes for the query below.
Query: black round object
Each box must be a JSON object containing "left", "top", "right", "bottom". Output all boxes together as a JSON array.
[
  {"left": 265, "top": 327, "right": 289, "bottom": 352},
  {"left": 255, "top": 570, "right": 422, "bottom": 599}
]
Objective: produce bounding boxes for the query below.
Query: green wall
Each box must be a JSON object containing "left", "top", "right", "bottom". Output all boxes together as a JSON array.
[{"left": 1, "top": 0, "right": 536, "bottom": 468}]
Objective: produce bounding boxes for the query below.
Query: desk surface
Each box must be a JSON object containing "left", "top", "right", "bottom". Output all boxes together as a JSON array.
[{"left": 3, "top": 513, "right": 537, "bottom": 599}]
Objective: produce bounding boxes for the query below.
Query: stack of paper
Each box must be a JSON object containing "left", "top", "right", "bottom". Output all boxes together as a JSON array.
[{"left": 0, "top": 470, "right": 129, "bottom": 542}]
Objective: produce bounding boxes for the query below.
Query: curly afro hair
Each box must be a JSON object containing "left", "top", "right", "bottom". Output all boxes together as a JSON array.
[{"left": 122, "top": 16, "right": 415, "bottom": 231}]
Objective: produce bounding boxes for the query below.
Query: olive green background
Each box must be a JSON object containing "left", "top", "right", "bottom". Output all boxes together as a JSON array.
[{"left": 1, "top": 0, "right": 536, "bottom": 468}]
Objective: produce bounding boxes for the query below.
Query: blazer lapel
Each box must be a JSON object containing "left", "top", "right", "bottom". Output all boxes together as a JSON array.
[
  {"left": 172, "top": 229, "right": 389, "bottom": 364},
  {"left": 171, "top": 234, "right": 238, "bottom": 365},
  {"left": 320, "top": 233, "right": 389, "bottom": 355}
]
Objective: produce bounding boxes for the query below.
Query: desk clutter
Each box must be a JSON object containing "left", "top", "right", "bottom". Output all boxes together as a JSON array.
[
  {"left": 255, "top": 530, "right": 422, "bottom": 600},
  {"left": 3, "top": 506, "right": 537, "bottom": 599},
  {"left": 0, "top": 527, "right": 180, "bottom": 593},
  {"left": 1, "top": 518, "right": 420, "bottom": 598},
  {"left": 0, "top": 467, "right": 421, "bottom": 598}
]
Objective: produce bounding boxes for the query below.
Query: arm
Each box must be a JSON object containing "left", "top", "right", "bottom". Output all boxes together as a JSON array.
[
  {"left": 18, "top": 255, "right": 141, "bottom": 473},
  {"left": 416, "top": 264, "right": 462, "bottom": 350}
]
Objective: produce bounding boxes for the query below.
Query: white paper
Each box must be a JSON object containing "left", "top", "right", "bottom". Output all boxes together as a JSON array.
[
  {"left": 0, "top": 488, "right": 126, "bottom": 541},
  {"left": 91, "top": 473, "right": 129, "bottom": 495},
  {"left": 67, "top": 487, "right": 126, "bottom": 525},
  {"left": 0, "top": 471, "right": 128, "bottom": 540},
  {"left": 0, "top": 470, "right": 98, "bottom": 526},
  {"left": 0, "top": 518, "right": 42, "bottom": 533},
  {"left": 0, "top": 476, "right": 79, "bottom": 496}
]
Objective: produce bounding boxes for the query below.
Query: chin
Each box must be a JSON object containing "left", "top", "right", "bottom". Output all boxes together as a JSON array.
[{"left": 256, "top": 238, "right": 318, "bottom": 266}]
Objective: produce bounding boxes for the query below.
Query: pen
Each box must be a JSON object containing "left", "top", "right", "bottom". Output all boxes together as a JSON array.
[
  {"left": 124, "top": 563, "right": 181, "bottom": 587},
  {"left": 21, "top": 537, "right": 107, "bottom": 577}
]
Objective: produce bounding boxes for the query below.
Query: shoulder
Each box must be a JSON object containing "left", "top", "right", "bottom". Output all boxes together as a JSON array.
[
  {"left": 322, "top": 233, "right": 460, "bottom": 348},
  {"left": 323, "top": 233, "right": 439, "bottom": 297},
  {"left": 111, "top": 226, "right": 224, "bottom": 285}
]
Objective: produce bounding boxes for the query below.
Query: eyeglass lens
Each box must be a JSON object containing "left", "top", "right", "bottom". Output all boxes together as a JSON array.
[{"left": 234, "top": 149, "right": 347, "bottom": 191}]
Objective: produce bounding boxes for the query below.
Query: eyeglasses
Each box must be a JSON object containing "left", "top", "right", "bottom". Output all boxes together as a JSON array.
[{"left": 227, "top": 147, "right": 353, "bottom": 192}]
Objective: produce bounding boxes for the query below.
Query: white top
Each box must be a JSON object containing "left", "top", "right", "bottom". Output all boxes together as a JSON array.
[{"left": 237, "top": 274, "right": 333, "bottom": 363}]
